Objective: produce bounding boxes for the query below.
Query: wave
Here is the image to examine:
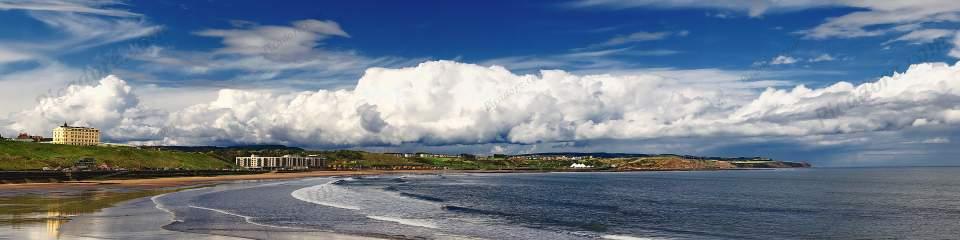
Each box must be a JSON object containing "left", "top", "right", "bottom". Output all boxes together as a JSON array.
[
  {"left": 399, "top": 192, "right": 445, "bottom": 202},
  {"left": 150, "top": 193, "right": 180, "bottom": 222},
  {"left": 366, "top": 216, "right": 439, "bottom": 229},
  {"left": 442, "top": 205, "right": 513, "bottom": 217},
  {"left": 188, "top": 205, "right": 304, "bottom": 230},
  {"left": 602, "top": 234, "right": 675, "bottom": 240},
  {"left": 291, "top": 179, "right": 363, "bottom": 210}
]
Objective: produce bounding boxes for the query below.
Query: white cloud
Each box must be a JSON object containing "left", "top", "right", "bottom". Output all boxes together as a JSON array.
[
  {"left": 193, "top": 19, "right": 349, "bottom": 57},
  {"left": 5, "top": 75, "right": 163, "bottom": 141},
  {"left": 885, "top": 29, "right": 955, "bottom": 45},
  {"left": 922, "top": 137, "right": 951, "bottom": 144},
  {"left": 593, "top": 30, "right": 688, "bottom": 47},
  {"left": 482, "top": 47, "right": 687, "bottom": 73},
  {"left": 568, "top": 1, "right": 960, "bottom": 46},
  {"left": 951, "top": 32, "right": 960, "bottom": 58},
  {"left": 0, "top": 47, "right": 33, "bottom": 64},
  {"left": 28, "top": 11, "right": 162, "bottom": 50},
  {"left": 0, "top": 62, "right": 78, "bottom": 115},
  {"left": 8, "top": 60, "right": 960, "bottom": 149},
  {"left": 809, "top": 54, "right": 835, "bottom": 62},
  {"left": 796, "top": 1, "right": 960, "bottom": 40},
  {"left": 0, "top": 0, "right": 162, "bottom": 55},
  {"left": 769, "top": 55, "right": 799, "bottom": 65},
  {"left": 567, "top": 0, "right": 841, "bottom": 17},
  {"left": 0, "top": 0, "right": 141, "bottom": 17},
  {"left": 129, "top": 19, "right": 413, "bottom": 89}
]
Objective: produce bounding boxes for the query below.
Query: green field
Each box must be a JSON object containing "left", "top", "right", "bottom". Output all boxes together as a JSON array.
[{"left": 0, "top": 141, "right": 234, "bottom": 170}]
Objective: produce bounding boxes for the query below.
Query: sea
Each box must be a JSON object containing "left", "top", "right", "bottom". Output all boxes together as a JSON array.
[{"left": 16, "top": 167, "right": 960, "bottom": 239}]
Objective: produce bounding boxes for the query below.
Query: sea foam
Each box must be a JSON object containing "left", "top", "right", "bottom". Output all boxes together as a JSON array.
[
  {"left": 291, "top": 179, "right": 363, "bottom": 210},
  {"left": 366, "top": 215, "right": 439, "bottom": 229}
]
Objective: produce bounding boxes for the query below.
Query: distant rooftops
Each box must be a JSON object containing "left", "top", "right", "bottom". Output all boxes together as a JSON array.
[{"left": 57, "top": 122, "right": 98, "bottom": 130}]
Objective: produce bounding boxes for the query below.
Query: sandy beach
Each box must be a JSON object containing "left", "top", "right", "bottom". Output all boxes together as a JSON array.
[
  {"left": 0, "top": 170, "right": 463, "bottom": 191},
  {"left": 0, "top": 170, "right": 408, "bottom": 240}
]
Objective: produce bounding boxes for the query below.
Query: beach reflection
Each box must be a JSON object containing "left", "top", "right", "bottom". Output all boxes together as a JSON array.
[{"left": 0, "top": 188, "right": 174, "bottom": 239}]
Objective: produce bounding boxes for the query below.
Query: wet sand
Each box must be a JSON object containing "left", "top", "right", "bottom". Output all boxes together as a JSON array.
[
  {"left": 0, "top": 169, "right": 536, "bottom": 239},
  {"left": 0, "top": 170, "right": 441, "bottom": 239},
  {"left": 57, "top": 195, "right": 380, "bottom": 240},
  {"left": 0, "top": 170, "right": 466, "bottom": 192}
]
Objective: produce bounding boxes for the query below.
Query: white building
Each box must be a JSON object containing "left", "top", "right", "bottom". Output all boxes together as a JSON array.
[
  {"left": 235, "top": 154, "right": 326, "bottom": 169},
  {"left": 570, "top": 163, "right": 593, "bottom": 168}
]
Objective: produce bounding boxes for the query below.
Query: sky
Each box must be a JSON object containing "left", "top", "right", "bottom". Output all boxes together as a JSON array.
[{"left": 1, "top": 0, "right": 960, "bottom": 166}]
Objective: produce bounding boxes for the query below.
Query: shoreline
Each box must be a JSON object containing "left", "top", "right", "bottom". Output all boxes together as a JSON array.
[
  {"left": 0, "top": 170, "right": 427, "bottom": 191},
  {"left": 0, "top": 167, "right": 800, "bottom": 191},
  {"left": 1, "top": 167, "right": 803, "bottom": 239}
]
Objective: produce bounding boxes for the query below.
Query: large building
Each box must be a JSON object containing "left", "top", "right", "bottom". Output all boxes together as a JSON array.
[
  {"left": 52, "top": 123, "right": 100, "bottom": 146},
  {"left": 235, "top": 154, "right": 326, "bottom": 169}
]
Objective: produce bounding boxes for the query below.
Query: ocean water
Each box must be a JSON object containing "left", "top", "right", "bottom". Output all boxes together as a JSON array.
[{"left": 150, "top": 168, "right": 960, "bottom": 239}]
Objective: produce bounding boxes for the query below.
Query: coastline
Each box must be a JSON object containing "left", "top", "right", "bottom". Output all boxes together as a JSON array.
[
  {"left": 0, "top": 167, "right": 801, "bottom": 191},
  {"left": 1, "top": 168, "right": 807, "bottom": 239},
  {"left": 0, "top": 170, "right": 439, "bottom": 191},
  {"left": 1, "top": 175, "right": 388, "bottom": 240}
]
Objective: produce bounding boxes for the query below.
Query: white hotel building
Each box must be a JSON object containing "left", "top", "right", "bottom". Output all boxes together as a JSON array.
[{"left": 235, "top": 154, "right": 326, "bottom": 169}]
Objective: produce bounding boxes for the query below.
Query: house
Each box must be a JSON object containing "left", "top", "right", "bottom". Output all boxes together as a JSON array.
[{"left": 14, "top": 133, "right": 44, "bottom": 142}]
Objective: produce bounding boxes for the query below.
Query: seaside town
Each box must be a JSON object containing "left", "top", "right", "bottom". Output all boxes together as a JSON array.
[
  {"left": 9, "top": 1, "right": 960, "bottom": 239},
  {"left": 0, "top": 122, "right": 807, "bottom": 182}
]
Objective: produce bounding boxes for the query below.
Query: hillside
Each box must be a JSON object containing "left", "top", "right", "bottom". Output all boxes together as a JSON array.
[
  {"left": 599, "top": 156, "right": 809, "bottom": 170},
  {"left": 0, "top": 141, "right": 234, "bottom": 171},
  {"left": 602, "top": 156, "right": 737, "bottom": 170}
]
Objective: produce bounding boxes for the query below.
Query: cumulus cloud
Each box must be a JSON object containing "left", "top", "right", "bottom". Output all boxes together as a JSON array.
[
  {"left": 7, "top": 61, "right": 960, "bottom": 150},
  {"left": 0, "top": 62, "right": 79, "bottom": 115},
  {"left": 4, "top": 75, "right": 163, "bottom": 141}
]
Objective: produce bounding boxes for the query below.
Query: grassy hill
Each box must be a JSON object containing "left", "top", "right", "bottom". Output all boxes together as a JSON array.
[{"left": 0, "top": 141, "right": 234, "bottom": 171}]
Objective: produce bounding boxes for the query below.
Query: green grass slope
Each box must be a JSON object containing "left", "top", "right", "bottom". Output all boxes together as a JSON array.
[{"left": 0, "top": 141, "right": 234, "bottom": 170}]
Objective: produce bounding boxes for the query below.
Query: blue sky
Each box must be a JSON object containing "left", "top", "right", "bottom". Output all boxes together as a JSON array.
[
  {"left": 2, "top": 0, "right": 960, "bottom": 166},
  {"left": 8, "top": 0, "right": 955, "bottom": 87}
]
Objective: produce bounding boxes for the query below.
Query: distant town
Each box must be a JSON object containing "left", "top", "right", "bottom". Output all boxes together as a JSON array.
[{"left": 0, "top": 122, "right": 809, "bottom": 183}]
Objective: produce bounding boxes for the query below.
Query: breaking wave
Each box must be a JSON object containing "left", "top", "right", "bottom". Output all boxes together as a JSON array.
[
  {"left": 366, "top": 216, "right": 439, "bottom": 229},
  {"left": 291, "top": 179, "right": 363, "bottom": 210}
]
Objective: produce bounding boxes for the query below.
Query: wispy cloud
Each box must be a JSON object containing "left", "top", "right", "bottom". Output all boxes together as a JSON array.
[
  {"left": 0, "top": 0, "right": 141, "bottom": 17},
  {"left": 796, "top": 1, "right": 960, "bottom": 40},
  {"left": 0, "top": 0, "right": 161, "bottom": 54},
  {"left": 587, "top": 30, "right": 688, "bottom": 48},
  {"left": 808, "top": 54, "right": 835, "bottom": 63},
  {"left": 127, "top": 19, "right": 418, "bottom": 90},
  {"left": 884, "top": 29, "right": 956, "bottom": 45},
  {"left": 566, "top": 0, "right": 841, "bottom": 17}
]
